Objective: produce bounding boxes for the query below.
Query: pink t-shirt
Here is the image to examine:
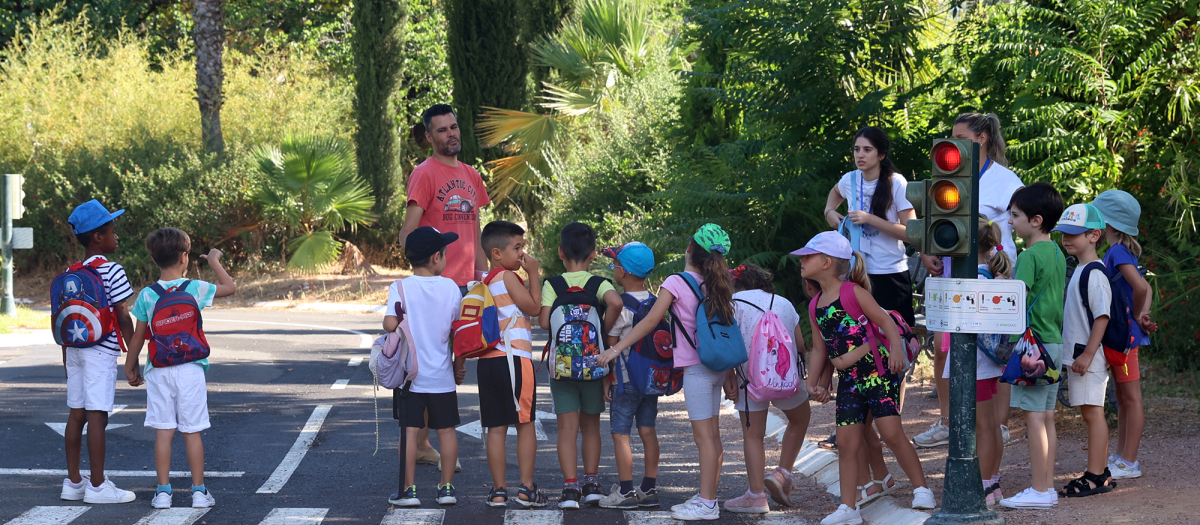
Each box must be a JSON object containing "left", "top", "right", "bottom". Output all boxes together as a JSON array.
[
  {"left": 406, "top": 157, "right": 491, "bottom": 286},
  {"left": 661, "top": 271, "right": 703, "bottom": 367}
]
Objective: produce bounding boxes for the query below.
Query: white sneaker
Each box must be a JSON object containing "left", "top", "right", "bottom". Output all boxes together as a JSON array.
[
  {"left": 83, "top": 479, "right": 136, "bottom": 504},
  {"left": 672, "top": 499, "right": 719, "bottom": 521},
  {"left": 191, "top": 490, "right": 215, "bottom": 508},
  {"left": 911, "top": 486, "right": 937, "bottom": 510},
  {"left": 913, "top": 421, "right": 949, "bottom": 448},
  {"left": 60, "top": 475, "right": 88, "bottom": 501},
  {"left": 821, "top": 504, "right": 863, "bottom": 525},
  {"left": 1110, "top": 459, "right": 1142, "bottom": 479},
  {"left": 999, "top": 487, "right": 1057, "bottom": 509},
  {"left": 152, "top": 491, "right": 173, "bottom": 509},
  {"left": 1000, "top": 425, "right": 1011, "bottom": 444},
  {"left": 672, "top": 494, "right": 700, "bottom": 512}
]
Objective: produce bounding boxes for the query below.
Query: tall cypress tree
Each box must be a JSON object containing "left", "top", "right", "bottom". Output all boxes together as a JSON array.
[
  {"left": 352, "top": 0, "right": 407, "bottom": 217},
  {"left": 445, "top": 0, "right": 527, "bottom": 164},
  {"left": 521, "top": 0, "right": 573, "bottom": 99}
]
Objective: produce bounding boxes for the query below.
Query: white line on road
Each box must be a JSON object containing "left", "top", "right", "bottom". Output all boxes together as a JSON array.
[
  {"left": 258, "top": 508, "right": 329, "bottom": 524},
  {"left": 380, "top": 508, "right": 444, "bottom": 525},
  {"left": 623, "top": 510, "right": 677, "bottom": 525},
  {"left": 133, "top": 508, "right": 211, "bottom": 525},
  {"left": 503, "top": 509, "right": 562, "bottom": 525},
  {"left": 256, "top": 405, "right": 333, "bottom": 494},
  {"left": 348, "top": 357, "right": 363, "bottom": 367},
  {"left": 206, "top": 318, "right": 374, "bottom": 349},
  {"left": 45, "top": 405, "right": 130, "bottom": 436},
  {"left": 4, "top": 506, "right": 88, "bottom": 525},
  {"left": 331, "top": 379, "right": 349, "bottom": 390},
  {"left": 0, "top": 468, "right": 245, "bottom": 477},
  {"left": 456, "top": 410, "right": 553, "bottom": 441}
]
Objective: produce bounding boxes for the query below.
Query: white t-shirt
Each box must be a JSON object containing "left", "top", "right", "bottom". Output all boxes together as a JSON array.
[
  {"left": 385, "top": 276, "right": 462, "bottom": 394},
  {"left": 1062, "top": 263, "right": 1112, "bottom": 367},
  {"left": 732, "top": 290, "right": 800, "bottom": 352},
  {"left": 608, "top": 290, "right": 653, "bottom": 384},
  {"left": 978, "top": 162, "right": 1023, "bottom": 264},
  {"left": 837, "top": 171, "right": 913, "bottom": 274}
]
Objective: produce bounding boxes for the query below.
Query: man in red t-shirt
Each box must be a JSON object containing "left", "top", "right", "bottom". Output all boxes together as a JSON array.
[{"left": 399, "top": 104, "right": 491, "bottom": 288}]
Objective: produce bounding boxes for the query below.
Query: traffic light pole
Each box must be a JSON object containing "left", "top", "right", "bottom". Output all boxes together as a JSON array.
[{"left": 1, "top": 174, "right": 14, "bottom": 316}]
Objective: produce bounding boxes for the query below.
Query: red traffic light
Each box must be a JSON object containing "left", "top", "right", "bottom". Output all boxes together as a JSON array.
[{"left": 933, "top": 142, "right": 962, "bottom": 172}]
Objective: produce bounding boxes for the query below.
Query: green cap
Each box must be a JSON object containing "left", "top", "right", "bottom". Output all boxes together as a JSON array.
[{"left": 693, "top": 223, "right": 731, "bottom": 255}]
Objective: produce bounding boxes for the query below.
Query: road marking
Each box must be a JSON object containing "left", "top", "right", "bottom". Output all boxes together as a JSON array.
[
  {"left": 4, "top": 506, "right": 88, "bottom": 525},
  {"left": 256, "top": 405, "right": 333, "bottom": 494},
  {"left": 258, "top": 508, "right": 329, "bottom": 524},
  {"left": 503, "top": 509, "right": 561, "bottom": 525},
  {"left": 0, "top": 468, "right": 245, "bottom": 477},
  {"left": 380, "top": 508, "right": 444, "bottom": 525},
  {"left": 456, "top": 410, "right": 552, "bottom": 441},
  {"left": 623, "top": 511, "right": 677, "bottom": 525},
  {"left": 331, "top": 379, "right": 349, "bottom": 390},
  {"left": 133, "top": 508, "right": 211, "bottom": 525},
  {"left": 45, "top": 405, "right": 130, "bottom": 436},
  {"left": 348, "top": 357, "right": 363, "bottom": 366},
  {"left": 858, "top": 496, "right": 930, "bottom": 525},
  {"left": 207, "top": 318, "right": 374, "bottom": 349}
]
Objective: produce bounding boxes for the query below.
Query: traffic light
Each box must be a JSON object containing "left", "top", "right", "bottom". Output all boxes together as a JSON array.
[
  {"left": 904, "top": 139, "right": 978, "bottom": 256},
  {"left": 4, "top": 174, "right": 23, "bottom": 220}
]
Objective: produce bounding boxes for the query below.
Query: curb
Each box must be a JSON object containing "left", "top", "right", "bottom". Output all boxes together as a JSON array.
[
  {"left": 251, "top": 301, "right": 385, "bottom": 314},
  {"left": 789, "top": 439, "right": 932, "bottom": 524},
  {"left": 0, "top": 329, "right": 52, "bottom": 348}
]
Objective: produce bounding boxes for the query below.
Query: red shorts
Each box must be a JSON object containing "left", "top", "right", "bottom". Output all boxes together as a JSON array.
[
  {"left": 1112, "top": 346, "right": 1141, "bottom": 383},
  {"left": 976, "top": 377, "right": 999, "bottom": 402}
]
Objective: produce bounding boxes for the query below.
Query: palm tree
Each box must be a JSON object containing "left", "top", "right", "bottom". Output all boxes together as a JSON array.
[
  {"left": 251, "top": 136, "right": 377, "bottom": 272},
  {"left": 195, "top": 0, "right": 225, "bottom": 154}
]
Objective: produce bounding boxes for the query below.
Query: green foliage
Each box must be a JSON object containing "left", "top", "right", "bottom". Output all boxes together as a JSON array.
[
  {"left": 351, "top": 0, "right": 407, "bottom": 217},
  {"left": 522, "top": 0, "right": 575, "bottom": 94}
]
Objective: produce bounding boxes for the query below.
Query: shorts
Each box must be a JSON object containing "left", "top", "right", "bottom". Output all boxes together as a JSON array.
[
  {"left": 869, "top": 272, "right": 915, "bottom": 326},
  {"left": 1066, "top": 348, "right": 1110, "bottom": 407},
  {"left": 834, "top": 367, "right": 901, "bottom": 426},
  {"left": 682, "top": 365, "right": 726, "bottom": 421},
  {"left": 65, "top": 348, "right": 118, "bottom": 412},
  {"left": 1010, "top": 343, "right": 1063, "bottom": 412},
  {"left": 608, "top": 382, "right": 658, "bottom": 434},
  {"left": 740, "top": 385, "right": 810, "bottom": 413},
  {"left": 478, "top": 355, "right": 535, "bottom": 427},
  {"left": 1112, "top": 346, "right": 1141, "bottom": 383},
  {"left": 976, "top": 377, "right": 999, "bottom": 403},
  {"left": 394, "top": 390, "right": 460, "bottom": 429},
  {"left": 549, "top": 378, "right": 605, "bottom": 415},
  {"left": 144, "top": 364, "right": 211, "bottom": 433}
]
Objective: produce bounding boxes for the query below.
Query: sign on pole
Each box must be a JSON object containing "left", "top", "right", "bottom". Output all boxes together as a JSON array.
[
  {"left": 11, "top": 227, "right": 31, "bottom": 250},
  {"left": 925, "top": 277, "right": 1026, "bottom": 335}
]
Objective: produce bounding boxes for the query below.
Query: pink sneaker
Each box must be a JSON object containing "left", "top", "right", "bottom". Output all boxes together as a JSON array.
[
  {"left": 764, "top": 467, "right": 792, "bottom": 507},
  {"left": 724, "top": 490, "right": 769, "bottom": 514}
]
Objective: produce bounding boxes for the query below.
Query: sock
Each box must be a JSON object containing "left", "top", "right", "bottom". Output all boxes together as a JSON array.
[
  {"left": 583, "top": 473, "right": 598, "bottom": 486},
  {"left": 157, "top": 484, "right": 172, "bottom": 495},
  {"left": 640, "top": 477, "right": 656, "bottom": 492},
  {"left": 982, "top": 479, "right": 991, "bottom": 490},
  {"left": 564, "top": 478, "right": 579, "bottom": 489},
  {"left": 620, "top": 480, "right": 634, "bottom": 494},
  {"left": 66, "top": 479, "right": 84, "bottom": 489},
  {"left": 699, "top": 497, "right": 716, "bottom": 508},
  {"left": 750, "top": 489, "right": 766, "bottom": 497},
  {"left": 191, "top": 484, "right": 206, "bottom": 495}
]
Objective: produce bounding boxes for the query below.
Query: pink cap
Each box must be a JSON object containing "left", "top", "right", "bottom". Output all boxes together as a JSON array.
[{"left": 791, "top": 231, "right": 852, "bottom": 259}]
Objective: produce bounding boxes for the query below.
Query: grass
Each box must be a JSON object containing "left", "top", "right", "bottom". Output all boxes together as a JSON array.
[{"left": 0, "top": 306, "right": 49, "bottom": 334}]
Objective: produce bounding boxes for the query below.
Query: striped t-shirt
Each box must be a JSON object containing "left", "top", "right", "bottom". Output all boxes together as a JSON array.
[
  {"left": 81, "top": 255, "right": 133, "bottom": 356},
  {"left": 482, "top": 270, "right": 533, "bottom": 360}
]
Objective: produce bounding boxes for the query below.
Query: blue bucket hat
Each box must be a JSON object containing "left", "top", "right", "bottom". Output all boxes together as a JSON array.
[
  {"left": 68, "top": 200, "right": 125, "bottom": 234},
  {"left": 1091, "top": 189, "right": 1141, "bottom": 236}
]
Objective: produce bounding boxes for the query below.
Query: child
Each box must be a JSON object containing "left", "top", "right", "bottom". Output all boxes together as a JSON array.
[
  {"left": 998, "top": 181, "right": 1066, "bottom": 510},
  {"left": 724, "top": 263, "right": 811, "bottom": 513},
  {"left": 601, "top": 223, "right": 737, "bottom": 521},
  {"left": 1053, "top": 204, "right": 1116, "bottom": 498},
  {"left": 123, "top": 228, "right": 235, "bottom": 509},
  {"left": 597, "top": 242, "right": 662, "bottom": 509},
  {"left": 1092, "top": 190, "right": 1156, "bottom": 479},
  {"left": 59, "top": 200, "right": 136, "bottom": 504},
  {"left": 478, "top": 220, "right": 546, "bottom": 507},
  {"left": 538, "top": 222, "right": 623, "bottom": 509},
  {"left": 796, "top": 232, "right": 935, "bottom": 525},
  {"left": 387, "top": 226, "right": 466, "bottom": 507}
]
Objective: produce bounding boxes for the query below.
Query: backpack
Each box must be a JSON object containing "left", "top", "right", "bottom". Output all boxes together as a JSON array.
[
  {"left": 544, "top": 275, "right": 609, "bottom": 381},
  {"left": 735, "top": 295, "right": 803, "bottom": 404},
  {"left": 976, "top": 266, "right": 1009, "bottom": 365},
  {"left": 673, "top": 272, "right": 747, "bottom": 372},
  {"left": 807, "top": 281, "right": 919, "bottom": 376},
  {"left": 51, "top": 259, "right": 123, "bottom": 351},
  {"left": 146, "top": 281, "right": 211, "bottom": 368},
  {"left": 370, "top": 279, "right": 420, "bottom": 390},
  {"left": 452, "top": 268, "right": 507, "bottom": 360},
  {"left": 613, "top": 292, "right": 682, "bottom": 396},
  {"left": 1079, "top": 261, "right": 1135, "bottom": 374}
]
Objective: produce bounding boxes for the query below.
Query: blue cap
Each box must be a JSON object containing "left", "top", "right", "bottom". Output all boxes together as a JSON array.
[
  {"left": 1052, "top": 203, "right": 1106, "bottom": 235},
  {"left": 602, "top": 242, "right": 655, "bottom": 278},
  {"left": 68, "top": 200, "right": 125, "bottom": 234},
  {"left": 1091, "top": 189, "right": 1141, "bottom": 237}
]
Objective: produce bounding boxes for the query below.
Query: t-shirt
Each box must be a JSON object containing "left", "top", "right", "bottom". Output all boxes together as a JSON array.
[
  {"left": 406, "top": 157, "right": 491, "bottom": 286},
  {"left": 979, "top": 162, "right": 1024, "bottom": 264},
  {"left": 385, "top": 276, "right": 462, "bottom": 393},
  {"left": 81, "top": 255, "right": 134, "bottom": 356},
  {"left": 1103, "top": 243, "right": 1150, "bottom": 346},
  {"left": 131, "top": 279, "right": 217, "bottom": 371},
  {"left": 836, "top": 171, "right": 913, "bottom": 274},
  {"left": 608, "top": 290, "right": 653, "bottom": 384},
  {"left": 541, "top": 271, "right": 616, "bottom": 308},
  {"left": 1062, "top": 263, "right": 1112, "bottom": 367},
  {"left": 658, "top": 272, "right": 703, "bottom": 368},
  {"left": 1012, "top": 241, "right": 1065, "bottom": 344}
]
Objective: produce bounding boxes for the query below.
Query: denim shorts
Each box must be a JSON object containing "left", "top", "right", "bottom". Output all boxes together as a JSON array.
[{"left": 608, "top": 382, "right": 659, "bottom": 434}]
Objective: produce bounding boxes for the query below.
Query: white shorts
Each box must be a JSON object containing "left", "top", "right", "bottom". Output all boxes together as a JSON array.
[
  {"left": 683, "top": 365, "right": 726, "bottom": 421},
  {"left": 740, "top": 386, "right": 810, "bottom": 413},
  {"left": 144, "top": 364, "right": 210, "bottom": 433},
  {"left": 65, "top": 348, "right": 118, "bottom": 412},
  {"left": 1067, "top": 349, "right": 1110, "bottom": 407}
]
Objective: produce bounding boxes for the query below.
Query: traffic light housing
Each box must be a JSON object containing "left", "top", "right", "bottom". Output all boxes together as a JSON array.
[{"left": 905, "top": 139, "right": 978, "bottom": 256}]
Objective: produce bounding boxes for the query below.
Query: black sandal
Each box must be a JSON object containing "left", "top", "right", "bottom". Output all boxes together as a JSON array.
[
  {"left": 486, "top": 487, "right": 509, "bottom": 507},
  {"left": 818, "top": 433, "right": 837, "bottom": 450},
  {"left": 1059, "top": 468, "right": 1116, "bottom": 498},
  {"left": 516, "top": 484, "right": 549, "bottom": 508}
]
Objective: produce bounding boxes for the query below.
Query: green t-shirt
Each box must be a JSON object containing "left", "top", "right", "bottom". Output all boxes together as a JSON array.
[
  {"left": 131, "top": 279, "right": 218, "bottom": 372},
  {"left": 541, "top": 271, "right": 615, "bottom": 307},
  {"left": 1012, "top": 241, "right": 1065, "bottom": 344}
]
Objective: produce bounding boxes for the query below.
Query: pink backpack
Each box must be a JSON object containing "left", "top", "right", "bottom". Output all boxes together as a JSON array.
[
  {"left": 370, "top": 279, "right": 420, "bottom": 390},
  {"left": 736, "top": 295, "right": 802, "bottom": 403},
  {"left": 807, "top": 282, "right": 919, "bottom": 376}
]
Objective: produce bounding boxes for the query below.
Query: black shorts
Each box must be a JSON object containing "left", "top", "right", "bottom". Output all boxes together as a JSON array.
[
  {"left": 869, "top": 271, "right": 915, "bottom": 326},
  {"left": 478, "top": 355, "right": 536, "bottom": 428},
  {"left": 393, "top": 390, "right": 460, "bottom": 429}
]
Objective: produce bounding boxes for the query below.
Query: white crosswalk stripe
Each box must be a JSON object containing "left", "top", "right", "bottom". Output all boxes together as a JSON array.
[
  {"left": 133, "top": 508, "right": 211, "bottom": 525},
  {"left": 502, "top": 509, "right": 562, "bottom": 525},
  {"left": 4, "top": 506, "right": 89, "bottom": 525},
  {"left": 256, "top": 405, "right": 333, "bottom": 494},
  {"left": 331, "top": 379, "right": 349, "bottom": 390},
  {"left": 623, "top": 510, "right": 677, "bottom": 525},
  {"left": 258, "top": 508, "right": 329, "bottom": 524},
  {"left": 379, "top": 508, "right": 444, "bottom": 525}
]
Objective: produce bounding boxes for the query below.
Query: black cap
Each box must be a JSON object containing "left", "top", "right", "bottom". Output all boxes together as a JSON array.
[{"left": 405, "top": 226, "right": 459, "bottom": 261}]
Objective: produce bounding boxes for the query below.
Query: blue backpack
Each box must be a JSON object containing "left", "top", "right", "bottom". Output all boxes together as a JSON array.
[
  {"left": 672, "top": 272, "right": 747, "bottom": 372},
  {"left": 1079, "top": 261, "right": 1134, "bottom": 373},
  {"left": 51, "top": 259, "right": 121, "bottom": 350},
  {"left": 976, "top": 266, "right": 1008, "bottom": 365},
  {"left": 614, "top": 292, "right": 683, "bottom": 396}
]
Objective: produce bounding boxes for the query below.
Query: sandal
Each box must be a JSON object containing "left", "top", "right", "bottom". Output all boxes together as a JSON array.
[
  {"left": 873, "top": 474, "right": 898, "bottom": 495},
  {"left": 486, "top": 487, "right": 508, "bottom": 507},
  {"left": 1059, "top": 468, "right": 1116, "bottom": 498},
  {"left": 855, "top": 481, "right": 882, "bottom": 509},
  {"left": 818, "top": 434, "right": 837, "bottom": 450},
  {"left": 516, "top": 483, "right": 550, "bottom": 508}
]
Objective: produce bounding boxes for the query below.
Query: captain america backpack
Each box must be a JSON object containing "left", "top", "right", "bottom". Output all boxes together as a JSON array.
[
  {"left": 51, "top": 259, "right": 121, "bottom": 350},
  {"left": 147, "top": 281, "right": 211, "bottom": 368}
]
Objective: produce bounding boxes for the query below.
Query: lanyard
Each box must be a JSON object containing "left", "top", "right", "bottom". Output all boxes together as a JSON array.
[{"left": 979, "top": 157, "right": 993, "bottom": 179}]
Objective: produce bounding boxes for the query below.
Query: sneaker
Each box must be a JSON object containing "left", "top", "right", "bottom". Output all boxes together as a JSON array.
[
  {"left": 1001, "top": 425, "right": 1012, "bottom": 444},
  {"left": 724, "top": 490, "right": 769, "bottom": 514},
  {"left": 60, "top": 475, "right": 88, "bottom": 501},
  {"left": 672, "top": 494, "right": 700, "bottom": 512},
  {"left": 985, "top": 484, "right": 1003, "bottom": 507},
  {"left": 672, "top": 499, "right": 719, "bottom": 521},
  {"left": 191, "top": 489, "right": 215, "bottom": 508},
  {"left": 999, "top": 487, "right": 1057, "bottom": 509},
  {"left": 635, "top": 486, "right": 660, "bottom": 507},
  {"left": 389, "top": 485, "right": 420, "bottom": 507},
  {"left": 582, "top": 482, "right": 605, "bottom": 505},
  {"left": 437, "top": 483, "right": 457, "bottom": 505},
  {"left": 83, "top": 479, "right": 136, "bottom": 504},
  {"left": 559, "top": 487, "right": 581, "bottom": 509},
  {"left": 1110, "top": 459, "right": 1142, "bottom": 479},
  {"left": 415, "top": 447, "right": 441, "bottom": 466},
  {"left": 913, "top": 420, "right": 949, "bottom": 448},
  {"left": 764, "top": 467, "right": 792, "bottom": 507},
  {"left": 598, "top": 484, "right": 638, "bottom": 509},
  {"left": 152, "top": 491, "right": 172, "bottom": 509},
  {"left": 911, "top": 486, "right": 936, "bottom": 510},
  {"left": 821, "top": 504, "right": 863, "bottom": 525}
]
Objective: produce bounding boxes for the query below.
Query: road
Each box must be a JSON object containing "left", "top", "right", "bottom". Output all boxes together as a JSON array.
[{"left": 0, "top": 309, "right": 812, "bottom": 525}]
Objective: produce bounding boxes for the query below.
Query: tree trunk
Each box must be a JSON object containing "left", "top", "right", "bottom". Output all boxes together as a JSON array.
[
  {"left": 351, "top": 0, "right": 407, "bottom": 217},
  {"left": 195, "top": 0, "right": 226, "bottom": 154}
]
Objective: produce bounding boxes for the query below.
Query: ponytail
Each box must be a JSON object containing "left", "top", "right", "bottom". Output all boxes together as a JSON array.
[
  {"left": 979, "top": 217, "right": 1012, "bottom": 278},
  {"left": 955, "top": 113, "right": 1008, "bottom": 167},
  {"left": 854, "top": 126, "right": 897, "bottom": 221},
  {"left": 1114, "top": 231, "right": 1143, "bottom": 258},
  {"left": 832, "top": 251, "right": 872, "bottom": 293},
  {"left": 689, "top": 239, "right": 736, "bottom": 323}
]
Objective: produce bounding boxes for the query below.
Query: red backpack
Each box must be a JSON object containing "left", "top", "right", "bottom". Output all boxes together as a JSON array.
[
  {"left": 51, "top": 259, "right": 123, "bottom": 350},
  {"left": 808, "top": 281, "right": 919, "bottom": 376},
  {"left": 147, "top": 281, "right": 211, "bottom": 368}
]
